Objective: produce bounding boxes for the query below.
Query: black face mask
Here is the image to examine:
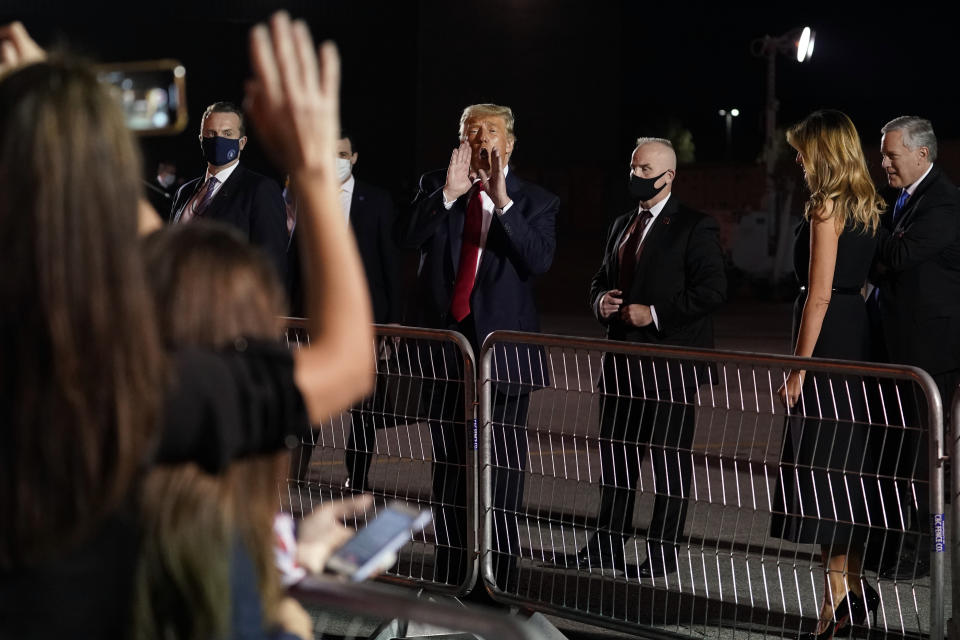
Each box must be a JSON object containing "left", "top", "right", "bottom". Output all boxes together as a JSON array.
[{"left": 629, "top": 171, "right": 668, "bottom": 201}]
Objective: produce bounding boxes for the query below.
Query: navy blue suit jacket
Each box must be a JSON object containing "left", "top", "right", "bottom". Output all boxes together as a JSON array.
[
  {"left": 398, "top": 169, "right": 558, "bottom": 389},
  {"left": 170, "top": 164, "right": 288, "bottom": 282},
  {"left": 872, "top": 164, "right": 960, "bottom": 375}
]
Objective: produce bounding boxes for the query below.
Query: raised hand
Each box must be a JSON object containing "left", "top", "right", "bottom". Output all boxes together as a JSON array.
[
  {"left": 442, "top": 140, "right": 473, "bottom": 203},
  {"left": 245, "top": 11, "right": 338, "bottom": 177},
  {"left": 0, "top": 22, "right": 46, "bottom": 77},
  {"left": 478, "top": 146, "right": 511, "bottom": 209}
]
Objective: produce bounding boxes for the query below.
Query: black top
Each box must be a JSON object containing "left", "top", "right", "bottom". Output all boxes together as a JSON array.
[
  {"left": 0, "top": 339, "right": 308, "bottom": 639},
  {"left": 792, "top": 218, "right": 876, "bottom": 361}
]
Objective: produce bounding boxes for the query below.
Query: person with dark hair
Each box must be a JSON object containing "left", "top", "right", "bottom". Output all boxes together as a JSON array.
[
  {"left": 170, "top": 100, "right": 289, "bottom": 281},
  {"left": 0, "top": 14, "right": 374, "bottom": 638},
  {"left": 288, "top": 128, "right": 403, "bottom": 490},
  {"left": 773, "top": 110, "right": 885, "bottom": 639},
  {"left": 137, "top": 221, "right": 373, "bottom": 640},
  {"left": 870, "top": 116, "right": 960, "bottom": 580}
]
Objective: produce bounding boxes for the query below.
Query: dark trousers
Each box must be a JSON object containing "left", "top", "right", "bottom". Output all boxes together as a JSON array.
[
  {"left": 344, "top": 371, "right": 397, "bottom": 492},
  {"left": 429, "top": 372, "right": 529, "bottom": 589},
  {"left": 595, "top": 391, "right": 695, "bottom": 556}
]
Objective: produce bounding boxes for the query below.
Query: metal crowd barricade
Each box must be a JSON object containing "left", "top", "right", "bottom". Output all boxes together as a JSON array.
[
  {"left": 479, "top": 330, "right": 946, "bottom": 639},
  {"left": 952, "top": 386, "right": 960, "bottom": 640},
  {"left": 282, "top": 320, "right": 478, "bottom": 597},
  {"left": 290, "top": 575, "right": 541, "bottom": 640}
]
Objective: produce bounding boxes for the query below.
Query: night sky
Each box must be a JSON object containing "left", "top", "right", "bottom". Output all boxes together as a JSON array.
[{"left": 4, "top": 0, "right": 956, "bottom": 309}]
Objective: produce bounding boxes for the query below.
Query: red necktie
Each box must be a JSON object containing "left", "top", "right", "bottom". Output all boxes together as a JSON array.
[{"left": 450, "top": 184, "right": 484, "bottom": 322}]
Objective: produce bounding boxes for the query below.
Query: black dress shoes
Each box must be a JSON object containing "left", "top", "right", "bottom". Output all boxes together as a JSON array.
[
  {"left": 879, "top": 549, "right": 930, "bottom": 580},
  {"left": 635, "top": 550, "right": 678, "bottom": 579},
  {"left": 574, "top": 535, "right": 626, "bottom": 573}
]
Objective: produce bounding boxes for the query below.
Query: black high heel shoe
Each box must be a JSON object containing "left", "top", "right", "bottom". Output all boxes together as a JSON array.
[
  {"left": 852, "top": 582, "right": 880, "bottom": 626},
  {"left": 801, "top": 590, "right": 864, "bottom": 640}
]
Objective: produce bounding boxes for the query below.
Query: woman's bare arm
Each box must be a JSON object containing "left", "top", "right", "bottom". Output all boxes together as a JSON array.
[
  {"left": 780, "top": 200, "right": 839, "bottom": 407},
  {"left": 246, "top": 13, "right": 374, "bottom": 422}
]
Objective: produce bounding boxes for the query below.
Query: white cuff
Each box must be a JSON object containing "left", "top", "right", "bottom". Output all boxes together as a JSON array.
[{"left": 650, "top": 305, "right": 659, "bottom": 330}]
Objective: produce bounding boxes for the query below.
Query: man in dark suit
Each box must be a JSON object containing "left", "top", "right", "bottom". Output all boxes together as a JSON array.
[
  {"left": 145, "top": 161, "right": 178, "bottom": 217},
  {"left": 330, "top": 132, "right": 403, "bottom": 491},
  {"left": 286, "top": 132, "right": 404, "bottom": 489},
  {"left": 397, "top": 103, "right": 558, "bottom": 589},
  {"left": 871, "top": 116, "right": 960, "bottom": 580},
  {"left": 580, "top": 138, "right": 726, "bottom": 579},
  {"left": 170, "top": 102, "right": 288, "bottom": 281}
]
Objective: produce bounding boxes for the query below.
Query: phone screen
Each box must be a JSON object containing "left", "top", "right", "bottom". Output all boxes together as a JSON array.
[
  {"left": 336, "top": 508, "right": 416, "bottom": 567},
  {"left": 96, "top": 60, "right": 187, "bottom": 135},
  {"left": 327, "top": 502, "right": 431, "bottom": 581}
]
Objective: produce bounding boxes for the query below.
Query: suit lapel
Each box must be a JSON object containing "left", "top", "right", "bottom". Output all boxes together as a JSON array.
[
  {"left": 894, "top": 165, "right": 940, "bottom": 232},
  {"left": 201, "top": 164, "right": 243, "bottom": 221},
  {"left": 348, "top": 182, "right": 364, "bottom": 235},
  {"left": 172, "top": 177, "right": 205, "bottom": 224},
  {"left": 609, "top": 207, "right": 635, "bottom": 286},
  {"left": 447, "top": 191, "right": 469, "bottom": 274},
  {"left": 631, "top": 196, "right": 677, "bottom": 276},
  {"left": 474, "top": 172, "right": 521, "bottom": 286}
]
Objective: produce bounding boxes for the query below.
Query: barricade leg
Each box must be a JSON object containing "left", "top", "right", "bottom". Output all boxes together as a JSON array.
[
  {"left": 490, "top": 389, "right": 530, "bottom": 590},
  {"left": 427, "top": 376, "right": 468, "bottom": 586}
]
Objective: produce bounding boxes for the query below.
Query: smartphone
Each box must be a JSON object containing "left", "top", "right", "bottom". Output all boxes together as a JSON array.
[
  {"left": 326, "top": 501, "right": 431, "bottom": 581},
  {"left": 95, "top": 59, "right": 187, "bottom": 136}
]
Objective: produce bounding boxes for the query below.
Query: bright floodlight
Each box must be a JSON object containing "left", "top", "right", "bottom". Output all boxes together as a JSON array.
[
  {"left": 731, "top": 108, "right": 740, "bottom": 117},
  {"left": 806, "top": 32, "right": 815, "bottom": 60},
  {"left": 796, "top": 26, "right": 814, "bottom": 62}
]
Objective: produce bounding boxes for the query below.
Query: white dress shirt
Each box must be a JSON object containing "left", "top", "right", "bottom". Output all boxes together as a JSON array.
[{"left": 339, "top": 173, "right": 355, "bottom": 224}]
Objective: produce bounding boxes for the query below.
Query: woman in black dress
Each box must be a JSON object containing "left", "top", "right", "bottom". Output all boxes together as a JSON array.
[{"left": 774, "top": 110, "right": 885, "bottom": 639}]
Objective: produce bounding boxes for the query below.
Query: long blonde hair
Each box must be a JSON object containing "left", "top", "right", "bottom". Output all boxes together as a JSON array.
[{"left": 787, "top": 110, "right": 884, "bottom": 233}]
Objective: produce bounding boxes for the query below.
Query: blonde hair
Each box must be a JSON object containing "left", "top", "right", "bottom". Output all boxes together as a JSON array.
[
  {"left": 787, "top": 110, "right": 884, "bottom": 234},
  {"left": 458, "top": 103, "right": 515, "bottom": 141}
]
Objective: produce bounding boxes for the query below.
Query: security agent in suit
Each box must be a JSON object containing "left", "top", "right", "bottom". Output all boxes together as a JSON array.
[
  {"left": 397, "top": 104, "right": 558, "bottom": 589},
  {"left": 286, "top": 133, "right": 404, "bottom": 488},
  {"left": 870, "top": 116, "right": 960, "bottom": 579},
  {"left": 170, "top": 102, "right": 288, "bottom": 281},
  {"left": 331, "top": 133, "right": 403, "bottom": 491},
  {"left": 580, "top": 138, "right": 726, "bottom": 579}
]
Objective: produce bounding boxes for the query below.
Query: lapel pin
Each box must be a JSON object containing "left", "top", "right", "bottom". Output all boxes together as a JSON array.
[{"left": 662, "top": 216, "right": 671, "bottom": 224}]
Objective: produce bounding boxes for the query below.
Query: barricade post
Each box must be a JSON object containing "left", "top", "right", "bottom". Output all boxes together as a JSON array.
[
  {"left": 479, "top": 330, "right": 945, "bottom": 639},
  {"left": 952, "top": 386, "right": 960, "bottom": 640},
  {"left": 282, "top": 320, "right": 478, "bottom": 597}
]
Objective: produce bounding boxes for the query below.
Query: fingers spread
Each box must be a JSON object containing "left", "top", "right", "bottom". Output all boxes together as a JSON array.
[
  {"left": 270, "top": 12, "right": 302, "bottom": 105},
  {"left": 292, "top": 20, "right": 319, "bottom": 94},
  {"left": 317, "top": 41, "right": 341, "bottom": 105},
  {"left": 249, "top": 24, "right": 281, "bottom": 106}
]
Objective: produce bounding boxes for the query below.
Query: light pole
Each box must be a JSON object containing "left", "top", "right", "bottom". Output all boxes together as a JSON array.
[
  {"left": 718, "top": 108, "right": 740, "bottom": 157},
  {"left": 750, "top": 26, "right": 815, "bottom": 285}
]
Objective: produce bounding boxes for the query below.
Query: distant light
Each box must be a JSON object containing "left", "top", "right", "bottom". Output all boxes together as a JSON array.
[
  {"left": 719, "top": 109, "right": 727, "bottom": 116},
  {"left": 796, "top": 27, "right": 813, "bottom": 62},
  {"left": 174, "top": 65, "right": 186, "bottom": 78},
  {"left": 731, "top": 108, "right": 740, "bottom": 117}
]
